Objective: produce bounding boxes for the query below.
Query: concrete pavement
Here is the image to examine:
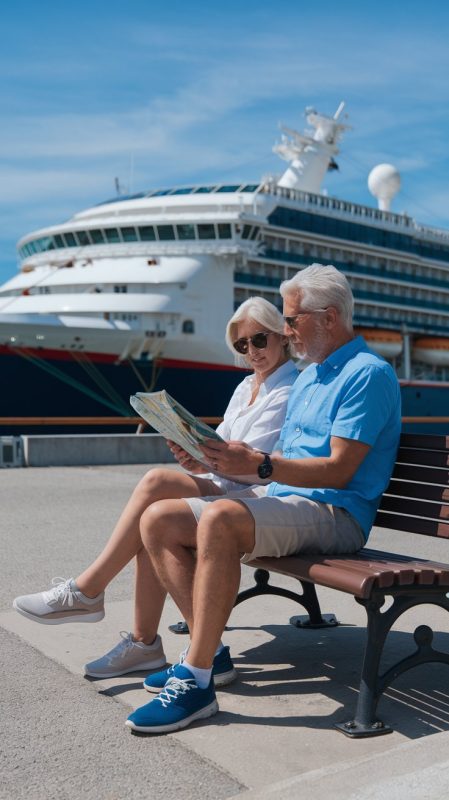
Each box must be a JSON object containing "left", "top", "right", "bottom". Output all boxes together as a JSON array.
[{"left": 2, "top": 463, "right": 449, "bottom": 799}]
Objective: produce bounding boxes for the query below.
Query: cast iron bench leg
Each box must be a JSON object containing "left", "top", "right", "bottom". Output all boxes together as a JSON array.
[{"left": 235, "top": 570, "right": 338, "bottom": 628}]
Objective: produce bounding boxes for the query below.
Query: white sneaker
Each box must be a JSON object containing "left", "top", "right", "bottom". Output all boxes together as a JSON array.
[
  {"left": 84, "top": 632, "right": 167, "bottom": 678},
  {"left": 13, "top": 578, "right": 105, "bottom": 625}
]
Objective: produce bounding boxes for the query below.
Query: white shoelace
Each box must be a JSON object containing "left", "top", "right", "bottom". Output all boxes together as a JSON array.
[
  {"left": 155, "top": 677, "right": 196, "bottom": 708},
  {"left": 107, "top": 631, "right": 135, "bottom": 663},
  {"left": 43, "top": 577, "right": 76, "bottom": 607}
]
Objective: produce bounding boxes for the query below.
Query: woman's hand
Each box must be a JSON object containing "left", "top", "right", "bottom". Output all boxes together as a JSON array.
[
  {"left": 166, "top": 440, "right": 205, "bottom": 474},
  {"left": 199, "top": 439, "right": 260, "bottom": 476}
]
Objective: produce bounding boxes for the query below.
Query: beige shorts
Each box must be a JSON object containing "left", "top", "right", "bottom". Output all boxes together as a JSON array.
[{"left": 185, "top": 485, "right": 365, "bottom": 563}]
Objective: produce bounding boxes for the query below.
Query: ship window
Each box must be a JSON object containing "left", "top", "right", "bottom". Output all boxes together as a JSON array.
[
  {"left": 157, "top": 225, "right": 175, "bottom": 240},
  {"left": 215, "top": 185, "right": 240, "bottom": 193},
  {"left": 114, "top": 285, "right": 128, "bottom": 293},
  {"left": 150, "top": 189, "right": 171, "bottom": 196},
  {"left": 250, "top": 226, "right": 260, "bottom": 240},
  {"left": 121, "top": 226, "right": 138, "bottom": 242},
  {"left": 90, "top": 229, "right": 105, "bottom": 244},
  {"left": 217, "top": 224, "right": 232, "bottom": 239},
  {"left": 63, "top": 232, "right": 77, "bottom": 247},
  {"left": 198, "top": 224, "right": 216, "bottom": 239},
  {"left": 193, "top": 186, "right": 215, "bottom": 193},
  {"left": 241, "top": 184, "right": 260, "bottom": 192},
  {"left": 241, "top": 225, "right": 252, "bottom": 239},
  {"left": 139, "top": 226, "right": 156, "bottom": 241},
  {"left": 104, "top": 228, "right": 121, "bottom": 243},
  {"left": 77, "top": 230, "right": 91, "bottom": 246},
  {"left": 182, "top": 320, "right": 195, "bottom": 333},
  {"left": 177, "top": 224, "right": 196, "bottom": 240},
  {"left": 170, "top": 187, "right": 195, "bottom": 195},
  {"left": 54, "top": 234, "right": 65, "bottom": 248}
]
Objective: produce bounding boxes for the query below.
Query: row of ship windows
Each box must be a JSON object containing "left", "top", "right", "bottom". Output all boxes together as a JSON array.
[
  {"left": 98, "top": 183, "right": 261, "bottom": 206},
  {"left": 233, "top": 288, "right": 449, "bottom": 336},
  {"left": 19, "top": 223, "right": 260, "bottom": 259},
  {"left": 234, "top": 271, "right": 449, "bottom": 314},
  {"left": 262, "top": 249, "right": 449, "bottom": 292},
  {"left": 268, "top": 207, "right": 449, "bottom": 264},
  {"left": 259, "top": 235, "right": 449, "bottom": 286}
]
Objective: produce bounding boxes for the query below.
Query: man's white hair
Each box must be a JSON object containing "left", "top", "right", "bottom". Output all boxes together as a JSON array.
[{"left": 280, "top": 264, "right": 354, "bottom": 328}]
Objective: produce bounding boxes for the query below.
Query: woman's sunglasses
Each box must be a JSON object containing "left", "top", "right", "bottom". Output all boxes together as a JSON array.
[{"left": 233, "top": 331, "right": 273, "bottom": 355}]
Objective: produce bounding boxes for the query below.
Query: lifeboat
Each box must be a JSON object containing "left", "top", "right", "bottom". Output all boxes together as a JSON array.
[
  {"left": 412, "top": 338, "right": 449, "bottom": 367},
  {"left": 355, "top": 328, "right": 403, "bottom": 359}
]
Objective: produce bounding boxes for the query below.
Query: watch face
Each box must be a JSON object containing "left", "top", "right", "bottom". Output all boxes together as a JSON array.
[{"left": 257, "top": 455, "right": 273, "bottom": 479}]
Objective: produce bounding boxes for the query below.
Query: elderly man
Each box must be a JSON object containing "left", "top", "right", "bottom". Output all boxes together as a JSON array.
[{"left": 126, "top": 263, "right": 401, "bottom": 734}]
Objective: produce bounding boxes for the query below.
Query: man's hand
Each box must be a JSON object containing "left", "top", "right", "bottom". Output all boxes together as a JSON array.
[{"left": 199, "top": 439, "right": 261, "bottom": 476}]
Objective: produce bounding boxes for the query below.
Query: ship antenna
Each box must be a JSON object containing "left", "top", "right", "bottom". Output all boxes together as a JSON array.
[{"left": 274, "top": 101, "right": 350, "bottom": 194}]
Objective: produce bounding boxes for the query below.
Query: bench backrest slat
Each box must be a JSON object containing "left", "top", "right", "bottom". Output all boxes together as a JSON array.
[
  {"left": 374, "top": 510, "right": 449, "bottom": 537},
  {"left": 391, "top": 463, "right": 449, "bottom": 485},
  {"left": 387, "top": 479, "right": 449, "bottom": 502},
  {"left": 373, "top": 432, "right": 449, "bottom": 538}
]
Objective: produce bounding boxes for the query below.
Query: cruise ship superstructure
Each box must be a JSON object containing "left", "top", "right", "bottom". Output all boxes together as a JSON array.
[{"left": 1, "top": 103, "right": 449, "bottom": 421}]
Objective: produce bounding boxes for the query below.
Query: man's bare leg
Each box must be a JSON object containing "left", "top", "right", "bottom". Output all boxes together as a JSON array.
[
  {"left": 140, "top": 497, "right": 256, "bottom": 664},
  {"left": 188, "top": 499, "right": 256, "bottom": 668},
  {"left": 139, "top": 499, "right": 201, "bottom": 633}
]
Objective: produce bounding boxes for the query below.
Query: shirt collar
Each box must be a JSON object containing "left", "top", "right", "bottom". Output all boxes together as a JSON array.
[
  {"left": 317, "top": 335, "right": 366, "bottom": 375},
  {"left": 250, "top": 359, "right": 297, "bottom": 395}
]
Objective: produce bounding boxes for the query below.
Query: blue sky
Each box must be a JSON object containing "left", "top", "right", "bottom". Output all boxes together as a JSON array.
[{"left": 1, "top": 0, "right": 449, "bottom": 284}]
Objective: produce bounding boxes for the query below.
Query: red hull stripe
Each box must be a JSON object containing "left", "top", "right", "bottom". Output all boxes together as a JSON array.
[{"left": 0, "top": 345, "right": 245, "bottom": 372}]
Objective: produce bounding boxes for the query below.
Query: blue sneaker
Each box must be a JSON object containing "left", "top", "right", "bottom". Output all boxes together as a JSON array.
[
  {"left": 125, "top": 664, "right": 218, "bottom": 734},
  {"left": 143, "top": 646, "right": 237, "bottom": 693}
]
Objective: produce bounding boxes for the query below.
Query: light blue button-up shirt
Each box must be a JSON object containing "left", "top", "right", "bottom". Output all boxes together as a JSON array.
[{"left": 267, "top": 336, "right": 401, "bottom": 539}]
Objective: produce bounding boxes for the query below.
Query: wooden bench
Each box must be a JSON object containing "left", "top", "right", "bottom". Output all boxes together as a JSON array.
[{"left": 234, "top": 432, "right": 449, "bottom": 738}]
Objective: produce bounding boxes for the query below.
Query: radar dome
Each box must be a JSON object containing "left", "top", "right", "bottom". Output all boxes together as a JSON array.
[{"left": 368, "top": 163, "right": 401, "bottom": 211}]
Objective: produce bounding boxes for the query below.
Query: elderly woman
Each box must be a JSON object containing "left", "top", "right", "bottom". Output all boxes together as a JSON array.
[{"left": 13, "top": 297, "right": 297, "bottom": 680}]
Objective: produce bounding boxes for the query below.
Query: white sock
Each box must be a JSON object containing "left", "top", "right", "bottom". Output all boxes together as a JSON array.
[{"left": 183, "top": 660, "right": 212, "bottom": 689}]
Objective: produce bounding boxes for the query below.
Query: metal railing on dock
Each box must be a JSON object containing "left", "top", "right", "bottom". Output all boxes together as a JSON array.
[{"left": 0, "top": 416, "right": 223, "bottom": 431}]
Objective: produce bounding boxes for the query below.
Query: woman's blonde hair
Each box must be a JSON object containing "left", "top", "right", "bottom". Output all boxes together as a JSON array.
[{"left": 225, "top": 296, "right": 292, "bottom": 367}]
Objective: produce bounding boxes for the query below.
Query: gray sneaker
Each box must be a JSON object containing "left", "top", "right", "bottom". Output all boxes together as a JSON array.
[
  {"left": 13, "top": 578, "right": 105, "bottom": 625},
  {"left": 84, "top": 632, "right": 167, "bottom": 678}
]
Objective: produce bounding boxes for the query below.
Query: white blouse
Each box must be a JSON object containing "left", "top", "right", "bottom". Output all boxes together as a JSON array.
[{"left": 205, "top": 360, "right": 298, "bottom": 492}]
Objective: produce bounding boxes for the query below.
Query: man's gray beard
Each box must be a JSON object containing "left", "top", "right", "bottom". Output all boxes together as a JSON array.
[{"left": 294, "top": 325, "right": 329, "bottom": 364}]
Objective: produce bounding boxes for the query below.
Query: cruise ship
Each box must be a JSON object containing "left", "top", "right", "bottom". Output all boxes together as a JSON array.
[{"left": 1, "top": 103, "right": 449, "bottom": 428}]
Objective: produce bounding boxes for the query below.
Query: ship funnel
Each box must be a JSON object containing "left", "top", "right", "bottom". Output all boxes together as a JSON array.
[{"left": 368, "top": 164, "right": 401, "bottom": 211}]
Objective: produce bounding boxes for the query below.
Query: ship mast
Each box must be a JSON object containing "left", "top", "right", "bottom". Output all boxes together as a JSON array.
[{"left": 275, "top": 102, "right": 350, "bottom": 193}]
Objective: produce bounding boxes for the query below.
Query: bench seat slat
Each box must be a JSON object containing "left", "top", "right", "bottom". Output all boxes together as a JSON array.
[{"left": 248, "top": 551, "right": 449, "bottom": 599}]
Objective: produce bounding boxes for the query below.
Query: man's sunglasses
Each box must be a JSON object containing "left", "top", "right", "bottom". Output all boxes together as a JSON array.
[
  {"left": 283, "top": 308, "right": 328, "bottom": 328},
  {"left": 232, "top": 331, "right": 273, "bottom": 355}
]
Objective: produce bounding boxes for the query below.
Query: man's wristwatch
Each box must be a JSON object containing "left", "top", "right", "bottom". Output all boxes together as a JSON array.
[{"left": 257, "top": 453, "right": 273, "bottom": 479}]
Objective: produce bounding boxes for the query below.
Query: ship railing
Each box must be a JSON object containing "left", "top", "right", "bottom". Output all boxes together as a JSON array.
[
  {"left": 0, "top": 416, "right": 223, "bottom": 433},
  {"left": 1, "top": 416, "right": 448, "bottom": 432}
]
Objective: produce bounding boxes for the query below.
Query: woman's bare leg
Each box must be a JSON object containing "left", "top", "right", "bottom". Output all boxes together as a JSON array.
[
  {"left": 132, "top": 547, "right": 166, "bottom": 644},
  {"left": 75, "top": 468, "right": 220, "bottom": 598}
]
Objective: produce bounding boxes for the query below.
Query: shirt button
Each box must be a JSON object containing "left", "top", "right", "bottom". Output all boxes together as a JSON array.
[{"left": 295, "top": 426, "right": 302, "bottom": 434}]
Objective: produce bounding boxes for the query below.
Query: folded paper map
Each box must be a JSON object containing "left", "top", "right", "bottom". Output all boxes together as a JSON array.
[{"left": 130, "top": 390, "right": 223, "bottom": 462}]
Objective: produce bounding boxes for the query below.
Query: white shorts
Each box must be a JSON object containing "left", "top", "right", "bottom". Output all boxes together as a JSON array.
[{"left": 185, "top": 485, "right": 365, "bottom": 563}]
